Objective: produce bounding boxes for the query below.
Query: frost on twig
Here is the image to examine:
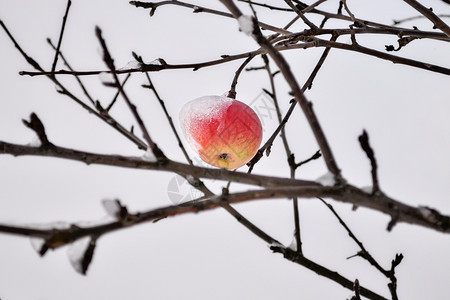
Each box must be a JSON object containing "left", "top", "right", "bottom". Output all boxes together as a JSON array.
[
  {"left": 238, "top": 15, "right": 255, "bottom": 36},
  {"left": 316, "top": 172, "right": 336, "bottom": 187},
  {"left": 29, "top": 221, "right": 71, "bottom": 256},
  {"left": 288, "top": 232, "right": 297, "bottom": 251},
  {"left": 26, "top": 135, "right": 42, "bottom": 147},
  {"left": 99, "top": 72, "right": 116, "bottom": 87},
  {"left": 102, "top": 199, "right": 122, "bottom": 218},
  {"left": 142, "top": 147, "right": 157, "bottom": 162},
  {"left": 67, "top": 236, "right": 97, "bottom": 275},
  {"left": 22, "top": 113, "right": 53, "bottom": 148},
  {"left": 118, "top": 60, "right": 142, "bottom": 71}
]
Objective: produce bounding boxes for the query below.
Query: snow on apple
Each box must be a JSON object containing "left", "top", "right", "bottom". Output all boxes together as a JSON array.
[{"left": 180, "top": 95, "right": 262, "bottom": 169}]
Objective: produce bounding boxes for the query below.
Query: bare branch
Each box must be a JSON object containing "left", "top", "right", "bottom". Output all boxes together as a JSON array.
[
  {"left": 358, "top": 130, "right": 380, "bottom": 194},
  {"left": 51, "top": 0, "right": 72, "bottom": 73},
  {"left": 129, "top": 0, "right": 291, "bottom": 34},
  {"left": 22, "top": 113, "right": 54, "bottom": 148},
  {"left": 1, "top": 140, "right": 449, "bottom": 233},
  {"left": 95, "top": 26, "right": 166, "bottom": 160},
  {"left": 403, "top": 0, "right": 450, "bottom": 37},
  {"left": 219, "top": 1, "right": 342, "bottom": 177}
]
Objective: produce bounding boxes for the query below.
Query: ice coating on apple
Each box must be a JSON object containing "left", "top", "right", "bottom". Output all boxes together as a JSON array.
[{"left": 180, "top": 95, "right": 262, "bottom": 169}]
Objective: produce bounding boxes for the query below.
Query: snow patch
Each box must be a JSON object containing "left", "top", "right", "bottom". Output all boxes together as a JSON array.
[
  {"left": 118, "top": 60, "right": 142, "bottom": 70},
  {"left": 26, "top": 135, "right": 42, "bottom": 147},
  {"left": 418, "top": 206, "right": 432, "bottom": 219},
  {"left": 142, "top": 147, "right": 157, "bottom": 162},
  {"left": 316, "top": 172, "right": 336, "bottom": 186},
  {"left": 102, "top": 199, "right": 121, "bottom": 218},
  {"left": 148, "top": 58, "right": 164, "bottom": 66},
  {"left": 238, "top": 15, "right": 254, "bottom": 36},
  {"left": 288, "top": 235, "right": 297, "bottom": 251},
  {"left": 186, "top": 175, "right": 196, "bottom": 185},
  {"left": 67, "top": 236, "right": 93, "bottom": 274},
  {"left": 361, "top": 186, "right": 373, "bottom": 194},
  {"left": 30, "top": 237, "right": 46, "bottom": 254},
  {"left": 28, "top": 221, "right": 71, "bottom": 254},
  {"left": 99, "top": 72, "right": 115, "bottom": 85},
  {"left": 268, "top": 241, "right": 284, "bottom": 249}
]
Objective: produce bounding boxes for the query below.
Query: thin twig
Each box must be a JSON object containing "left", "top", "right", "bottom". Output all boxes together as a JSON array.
[
  {"left": 95, "top": 26, "right": 166, "bottom": 160},
  {"left": 51, "top": 0, "right": 72, "bottom": 73},
  {"left": 106, "top": 74, "right": 132, "bottom": 111},
  {"left": 1, "top": 140, "right": 449, "bottom": 233},
  {"left": 130, "top": 0, "right": 291, "bottom": 34},
  {"left": 403, "top": 0, "right": 450, "bottom": 38},
  {"left": 284, "top": 0, "right": 318, "bottom": 29},
  {"left": 47, "top": 38, "right": 96, "bottom": 106},
  {"left": 228, "top": 53, "right": 257, "bottom": 98},
  {"left": 393, "top": 14, "right": 450, "bottom": 25},
  {"left": 0, "top": 19, "right": 148, "bottom": 150},
  {"left": 358, "top": 130, "right": 380, "bottom": 193},
  {"left": 220, "top": 2, "right": 342, "bottom": 178},
  {"left": 318, "top": 197, "right": 401, "bottom": 299}
]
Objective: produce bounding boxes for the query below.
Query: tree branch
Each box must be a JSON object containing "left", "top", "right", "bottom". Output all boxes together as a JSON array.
[
  {"left": 1, "top": 140, "right": 449, "bottom": 233},
  {"left": 403, "top": 0, "right": 450, "bottom": 37}
]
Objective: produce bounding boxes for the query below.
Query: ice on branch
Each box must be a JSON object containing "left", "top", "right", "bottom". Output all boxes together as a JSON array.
[
  {"left": 419, "top": 206, "right": 432, "bottom": 219},
  {"left": 288, "top": 234, "right": 297, "bottom": 251},
  {"left": 67, "top": 236, "right": 95, "bottom": 275},
  {"left": 29, "top": 221, "right": 71, "bottom": 254},
  {"left": 118, "top": 60, "right": 142, "bottom": 70},
  {"left": 186, "top": 175, "right": 196, "bottom": 185},
  {"left": 26, "top": 135, "right": 42, "bottom": 147},
  {"left": 361, "top": 186, "right": 373, "bottom": 194},
  {"left": 30, "top": 237, "right": 45, "bottom": 254},
  {"left": 102, "top": 199, "right": 122, "bottom": 218},
  {"left": 238, "top": 15, "right": 254, "bottom": 36},
  {"left": 142, "top": 147, "right": 157, "bottom": 162},
  {"left": 149, "top": 58, "right": 165, "bottom": 66},
  {"left": 316, "top": 172, "right": 336, "bottom": 186},
  {"left": 268, "top": 241, "right": 284, "bottom": 249},
  {"left": 99, "top": 72, "right": 115, "bottom": 86}
]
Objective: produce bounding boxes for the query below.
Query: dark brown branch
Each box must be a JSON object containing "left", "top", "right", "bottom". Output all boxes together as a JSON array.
[
  {"left": 393, "top": 14, "right": 450, "bottom": 26},
  {"left": 284, "top": 0, "right": 318, "bottom": 30},
  {"left": 0, "top": 140, "right": 316, "bottom": 188},
  {"left": 0, "top": 193, "right": 382, "bottom": 299},
  {"left": 238, "top": 0, "right": 293, "bottom": 11},
  {"left": 319, "top": 197, "right": 401, "bottom": 299},
  {"left": 22, "top": 113, "right": 54, "bottom": 148},
  {"left": 19, "top": 48, "right": 267, "bottom": 77},
  {"left": 351, "top": 279, "right": 362, "bottom": 300},
  {"left": 296, "top": 37, "right": 450, "bottom": 76},
  {"left": 51, "top": 0, "right": 72, "bottom": 73},
  {"left": 403, "top": 0, "right": 450, "bottom": 38},
  {"left": 228, "top": 53, "right": 256, "bottom": 98},
  {"left": 270, "top": 246, "right": 387, "bottom": 300},
  {"left": 47, "top": 38, "right": 96, "bottom": 106},
  {"left": 1, "top": 140, "right": 449, "bottom": 233},
  {"left": 358, "top": 130, "right": 380, "bottom": 193},
  {"left": 20, "top": 25, "right": 449, "bottom": 77},
  {"left": 294, "top": 150, "right": 321, "bottom": 169},
  {"left": 1, "top": 18, "right": 148, "bottom": 150},
  {"left": 219, "top": 4, "right": 342, "bottom": 178},
  {"left": 248, "top": 34, "right": 335, "bottom": 171},
  {"left": 106, "top": 73, "right": 131, "bottom": 112},
  {"left": 95, "top": 26, "right": 166, "bottom": 160},
  {"left": 129, "top": 0, "right": 291, "bottom": 34}
]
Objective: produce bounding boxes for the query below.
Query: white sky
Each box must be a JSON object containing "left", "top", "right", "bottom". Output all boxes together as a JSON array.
[{"left": 0, "top": 0, "right": 449, "bottom": 299}]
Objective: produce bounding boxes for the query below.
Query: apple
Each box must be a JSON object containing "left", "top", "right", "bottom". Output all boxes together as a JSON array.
[{"left": 180, "top": 95, "right": 262, "bottom": 169}]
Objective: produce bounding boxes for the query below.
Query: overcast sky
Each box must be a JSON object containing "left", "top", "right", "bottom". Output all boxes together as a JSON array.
[{"left": 0, "top": 0, "right": 449, "bottom": 299}]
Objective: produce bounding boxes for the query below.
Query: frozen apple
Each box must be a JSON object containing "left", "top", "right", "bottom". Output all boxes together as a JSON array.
[{"left": 180, "top": 95, "right": 262, "bottom": 169}]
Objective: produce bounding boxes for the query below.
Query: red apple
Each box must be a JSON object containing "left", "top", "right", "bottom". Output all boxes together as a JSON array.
[{"left": 180, "top": 95, "right": 262, "bottom": 169}]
